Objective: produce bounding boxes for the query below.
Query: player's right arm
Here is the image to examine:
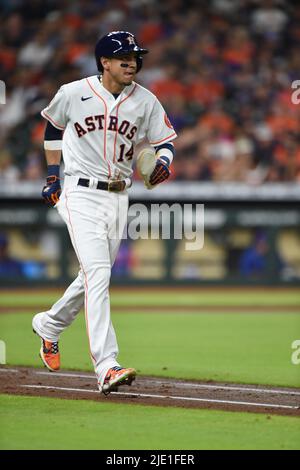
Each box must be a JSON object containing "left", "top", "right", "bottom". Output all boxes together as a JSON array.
[
  {"left": 41, "top": 122, "right": 63, "bottom": 206},
  {"left": 41, "top": 86, "right": 68, "bottom": 206}
]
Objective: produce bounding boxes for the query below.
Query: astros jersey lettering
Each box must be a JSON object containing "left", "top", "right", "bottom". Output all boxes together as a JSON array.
[{"left": 41, "top": 76, "right": 177, "bottom": 180}]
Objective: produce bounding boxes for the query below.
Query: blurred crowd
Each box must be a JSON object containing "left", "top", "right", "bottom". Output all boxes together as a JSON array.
[{"left": 1, "top": 0, "right": 300, "bottom": 184}]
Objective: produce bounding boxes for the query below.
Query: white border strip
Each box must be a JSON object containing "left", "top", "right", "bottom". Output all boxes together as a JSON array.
[{"left": 21, "top": 385, "right": 299, "bottom": 410}]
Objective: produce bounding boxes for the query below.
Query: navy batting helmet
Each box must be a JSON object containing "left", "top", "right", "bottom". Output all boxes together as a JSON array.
[{"left": 95, "top": 31, "right": 148, "bottom": 73}]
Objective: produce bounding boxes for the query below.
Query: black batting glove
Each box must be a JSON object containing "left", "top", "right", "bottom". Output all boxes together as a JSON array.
[
  {"left": 149, "top": 157, "right": 171, "bottom": 186},
  {"left": 42, "top": 165, "right": 61, "bottom": 207}
]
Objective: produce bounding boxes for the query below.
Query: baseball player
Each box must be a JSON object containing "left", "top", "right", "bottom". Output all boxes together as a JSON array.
[{"left": 32, "top": 31, "right": 176, "bottom": 395}]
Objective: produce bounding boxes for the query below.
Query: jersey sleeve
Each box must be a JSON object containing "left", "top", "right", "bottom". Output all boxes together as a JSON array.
[
  {"left": 146, "top": 98, "right": 177, "bottom": 146},
  {"left": 41, "top": 86, "right": 69, "bottom": 130}
]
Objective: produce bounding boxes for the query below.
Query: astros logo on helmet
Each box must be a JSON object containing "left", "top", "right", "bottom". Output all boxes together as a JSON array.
[{"left": 127, "top": 35, "right": 136, "bottom": 45}]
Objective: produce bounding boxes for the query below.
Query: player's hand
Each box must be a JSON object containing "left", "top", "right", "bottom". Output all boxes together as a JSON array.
[
  {"left": 42, "top": 175, "right": 61, "bottom": 207},
  {"left": 149, "top": 158, "right": 170, "bottom": 186}
]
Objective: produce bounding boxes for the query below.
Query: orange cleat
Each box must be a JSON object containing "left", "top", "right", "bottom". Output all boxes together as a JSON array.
[
  {"left": 39, "top": 338, "right": 60, "bottom": 371},
  {"left": 33, "top": 330, "right": 60, "bottom": 371},
  {"left": 101, "top": 366, "right": 136, "bottom": 395}
]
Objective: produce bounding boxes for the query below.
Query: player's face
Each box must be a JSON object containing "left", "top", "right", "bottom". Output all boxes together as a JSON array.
[{"left": 102, "top": 53, "right": 138, "bottom": 91}]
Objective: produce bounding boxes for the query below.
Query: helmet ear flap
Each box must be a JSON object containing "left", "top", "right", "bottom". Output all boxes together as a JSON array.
[
  {"left": 136, "top": 56, "right": 143, "bottom": 72},
  {"left": 97, "top": 58, "right": 103, "bottom": 73},
  {"left": 97, "top": 56, "right": 111, "bottom": 73}
]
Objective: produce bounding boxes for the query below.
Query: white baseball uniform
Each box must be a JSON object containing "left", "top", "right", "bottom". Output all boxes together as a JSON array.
[{"left": 33, "top": 75, "right": 177, "bottom": 388}]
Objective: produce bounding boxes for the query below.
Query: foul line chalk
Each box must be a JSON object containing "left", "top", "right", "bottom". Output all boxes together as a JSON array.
[{"left": 20, "top": 384, "right": 299, "bottom": 410}]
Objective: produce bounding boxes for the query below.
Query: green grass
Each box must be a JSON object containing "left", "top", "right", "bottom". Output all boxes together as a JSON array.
[
  {"left": 0, "top": 310, "right": 299, "bottom": 387},
  {"left": 0, "top": 288, "right": 299, "bottom": 451},
  {"left": 0, "top": 395, "right": 299, "bottom": 450},
  {"left": 0, "top": 288, "right": 299, "bottom": 307}
]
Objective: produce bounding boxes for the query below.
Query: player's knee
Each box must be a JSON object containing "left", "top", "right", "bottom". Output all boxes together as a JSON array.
[{"left": 85, "top": 264, "right": 111, "bottom": 283}]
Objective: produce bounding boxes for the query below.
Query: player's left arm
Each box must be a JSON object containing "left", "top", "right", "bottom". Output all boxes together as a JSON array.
[
  {"left": 149, "top": 142, "right": 175, "bottom": 186},
  {"left": 146, "top": 97, "right": 177, "bottom": 186}
]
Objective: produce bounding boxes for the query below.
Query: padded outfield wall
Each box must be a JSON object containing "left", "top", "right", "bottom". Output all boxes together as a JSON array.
[{"left": 0, "top": 182, "right": 299, "bottom": 286}]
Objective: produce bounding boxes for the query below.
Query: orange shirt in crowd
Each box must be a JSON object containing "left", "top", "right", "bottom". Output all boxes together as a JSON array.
[
  {"left": 274, "top": 144, "right": 300, "bottom": 165},
  {"left": 0, "top": 48, "right": 16, "bottom": 71},
  {"left": 188, "top": 79, "right": 224, "bottom": 105},
  {"left": 267, "top": 115, "right": 299, "bottom": 135},
  {"left": 222, "top": 44, "right": 253, "bottom": 66},
  {"left": 199, "top": 111, "right": 235, "bottom": 134},
  {"left": 31, "top": 121, "right": 46, "bottom": 145},
  {"left": 138, "top": 22, "right": 165, "bottom": 44},
  {"left": 65, "top": 43, "right": 89, "bottom": 64},
  {"left": 150, "top": 79, "right": 187, "bottom": 100},
  {"left": 64, "top": 14, "right": 84, "bottom": 30}
]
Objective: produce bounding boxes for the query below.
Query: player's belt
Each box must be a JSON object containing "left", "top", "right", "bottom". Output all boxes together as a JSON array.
[
  {"left": 77, "top": 178, "right": 125, "bottom": 192},
  {"left": 78, "top": 178, "right": 109, "bottom": 190}
]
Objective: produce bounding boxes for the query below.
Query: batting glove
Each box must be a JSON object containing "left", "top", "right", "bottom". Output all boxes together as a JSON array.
[
  {"left": 42, "top": 165, "right": 61, "bottom": 207},
  {"left": 149, "top": 157, "right": 171, "bottom": 186}
]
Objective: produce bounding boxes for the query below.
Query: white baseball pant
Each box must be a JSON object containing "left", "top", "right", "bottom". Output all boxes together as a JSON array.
[{"left": 32, "top": 175, "right": 129, "bottom": 387}]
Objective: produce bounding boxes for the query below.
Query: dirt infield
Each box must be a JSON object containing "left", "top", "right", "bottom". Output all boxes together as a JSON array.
[{"left": 1, "top": 366, "right": 299, "bottom": 417}]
